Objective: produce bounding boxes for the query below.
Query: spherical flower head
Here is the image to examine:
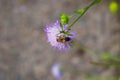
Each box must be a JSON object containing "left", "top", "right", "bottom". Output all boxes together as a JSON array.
[{"left": 44, "top": 20, "right": 75, "bottom": 51}]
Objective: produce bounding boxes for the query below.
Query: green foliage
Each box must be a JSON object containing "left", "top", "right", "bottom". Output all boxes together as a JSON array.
[
  {"left": 102, "top": 52, "right": 120, "bottom": 63},
  {"left": 109, "top": 1, "right": 119, "bottom": 14},
  {"left": 85, "top": 75, "right": 117, "bottom": 80},
  {"left": 91, "top": 52, "right": 120, "bottom": 67},
  {"left": 102, "top": 52, "right": 111, "bottom": 60}
]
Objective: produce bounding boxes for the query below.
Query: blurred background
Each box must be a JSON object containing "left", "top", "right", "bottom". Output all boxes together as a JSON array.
[{"left": 0, "top": 0, "right": 120, "bottom": 80}]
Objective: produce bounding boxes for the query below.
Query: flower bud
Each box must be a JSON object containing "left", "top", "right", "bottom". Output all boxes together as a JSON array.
[
  {"left": 109, "top": 1, "right": 119, "bottom": 14},
  {"left": 51, "top": 63, "right": 62, "bottom": 80},
  {"left": 60, "top": 14, "right": 69, "bottom": 25},
  {"left": 75, "top": 9, "right": 84, "bottom": 15}
]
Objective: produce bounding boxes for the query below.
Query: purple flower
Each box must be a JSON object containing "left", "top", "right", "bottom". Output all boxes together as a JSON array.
[
  {"left": 44, "top": 20, "right": 75, "bottom": 51},
  {"left": 51, "top": 63, "right": 62, "bottom": 80}
]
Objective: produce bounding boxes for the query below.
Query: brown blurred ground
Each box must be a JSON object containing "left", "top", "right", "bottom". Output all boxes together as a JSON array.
[{"left": 0, "top": 0, "right": 120, "bottom": 80}]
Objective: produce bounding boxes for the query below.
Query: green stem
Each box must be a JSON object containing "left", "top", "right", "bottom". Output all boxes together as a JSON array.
[{"left": 68, "top": 0, "right": 98, "bottom": 30}]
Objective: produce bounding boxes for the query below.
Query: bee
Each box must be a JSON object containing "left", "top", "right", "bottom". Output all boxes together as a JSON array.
[{"left": 56, "top": 34, "right": 71, "bottom": 43}]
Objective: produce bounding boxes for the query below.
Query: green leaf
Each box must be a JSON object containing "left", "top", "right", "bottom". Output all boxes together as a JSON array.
[
  {"left": 102, "top": 52, "right": 111, "bottom": 60},
  {"left": 111, "top": 56, "right": 120, "bottom": 62}
]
